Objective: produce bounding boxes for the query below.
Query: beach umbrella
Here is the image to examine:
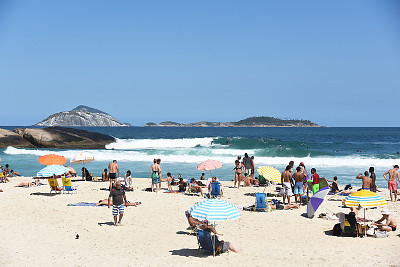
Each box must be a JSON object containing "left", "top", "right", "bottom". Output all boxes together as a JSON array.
[
  {"left": 257, "top": 166, "right": 281, "bottom": 183},
  {"left": 307, "top": 186, "right": 330, "bottom": 218},
  {"left": 342, "top": 190, "right": 387, "bottom": 236},
  {"left": 197, "top": 159, "right": 222, "bottom": 177},
  {"left": 70, "top": 152, "right": 95, "bottom": 164},
  {"left": 36, "top": 165, "right": 69, "bottom": 178},
  {"left": 189, "top": 198, "right": 241, "bottom": 222},
  {"left": 38, "top": 154, "right": 67, "bottom": 166}
]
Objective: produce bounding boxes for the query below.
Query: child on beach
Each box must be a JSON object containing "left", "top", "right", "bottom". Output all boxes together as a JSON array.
[
  {"left": 124, "top": 170, "right": 133, "bottom": 191},
  {"left": 166, "top": 172, "right": 174, "bottom": 191},
  {"left": 327, "top": 176, "right": 340, "bottom": 193}
]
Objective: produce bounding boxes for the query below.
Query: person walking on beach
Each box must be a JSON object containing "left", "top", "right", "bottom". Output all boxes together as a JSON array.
[
  {"left": 369, "top": 167, "right": 377, "bottom": 192},
  {"left": 356, "top": 171, "right": 372, "bottom": 190},
  {"left": 383, "top": 165, "right": 399, "bottom": 202},
  {"left": 233, "top": 160, "right": 243, "bottom": 188},
  {"left": 281, "top": 165, "right": 293, "bottom": 205},
  {"left": 293, "top": 167, "right": 304, "bottom": 204},
  {"left": 108, "top": 181, "right": 127, "bottom": 226},
  {"left": 108, "top": 160, "right": 120, "bottom": 189},
  {"left": 242, "top": 153, "right": 252, "bottom": 176}
]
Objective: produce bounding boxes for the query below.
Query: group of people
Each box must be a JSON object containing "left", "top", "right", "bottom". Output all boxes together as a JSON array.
[
  {"left": 0, "top": 164, "right": 20, "bottom": 183},
  {"left": 233, "top": 153, "right": 255, "bottom": 188}
]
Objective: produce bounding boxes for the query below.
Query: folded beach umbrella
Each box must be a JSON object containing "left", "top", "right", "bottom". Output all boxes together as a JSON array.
[
  {"left": 307, "top": 186, "right": 330, "bottom": 218},
  {"left": 36, "top": 165, "right": 69, "bottom": 178},
  {"left": 257, "top": 166, "right": 281, "bottom": 183},
  {"left": 70, "top": 152, "right": 95, "bottom": 164},
  {"left": 38, "top": 154, "right": 67, "bottom": 166},
  {"left": 342, "top": 190, "right": 387, "bottom": 236},
  {"left": 197, "top": 159, "right": 222, "bottom": 177},
  {"left": 189, "top": 199, "right": 241, "bottom": 222}
]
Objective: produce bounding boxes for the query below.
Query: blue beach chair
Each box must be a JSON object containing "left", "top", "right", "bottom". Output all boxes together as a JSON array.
[
  {"left": 255, "top": 193, "right": 267, "bottom": 211},
  {"left": 197, "top": 230, "right": 221, "bottom": 256},
  {"left": 210, "top": 182, "right": 222, "bottom": 198}
]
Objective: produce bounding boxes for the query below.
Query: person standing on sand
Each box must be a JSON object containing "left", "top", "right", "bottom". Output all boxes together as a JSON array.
[
  {"left": 369, "top": 167, "right": 377, "bottom": 192},
  {"left": 281, "top": 165, "right": 293, "bottom": 205},
  {"left": 242, "top": 153, "right": 252, "bottom": 176},
  {"left": 310, "top": 168, "right": 320, "bottom": 194},
  {"left": 108, "top": 181, "right": 127, "bottom": 226},
  {"left": 383, "top": 165, "right": 399, "bottom": 202},
  {"left": 150, "top": 159, "right": 161, "bottom": 192},
  {"left": 293, "top": 167, "right": 304, "bottom": 204},
  {"left": 156, "top": 159, "right": 162, "bottom": 191},
  {"left": 108, "top": 160, "right": 120, "bottom": 189},
  {"left": 356, "top": 171, "right": 372, "bottom": 190},
  {"left": 250, "top": 156, "right": 255, "bottom": 177},
  {"left": 233, "top": 160, "right": 243, "bottom": 188}
]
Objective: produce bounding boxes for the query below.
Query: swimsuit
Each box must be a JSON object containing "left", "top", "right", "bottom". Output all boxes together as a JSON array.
[
  {"left": 390, "top": 225, "right": 396, "bottom": 231},
  {"left": 151, "top": 170, "right": 160, "bottom": 184},
  {"left": 362, "top": 188, "right": 370, "bottom": 190},
  {"left": 293, "top": 181, "right": 303, "bottom": 195},
  {"left": 283, "top": 182, "right": 293, "bottom": 196},
  {"left": 109, "top": 173, "right": 116, "bottom": 179},
  {"left": 388, "top": 180, "right": 397, "bottom": 191}
]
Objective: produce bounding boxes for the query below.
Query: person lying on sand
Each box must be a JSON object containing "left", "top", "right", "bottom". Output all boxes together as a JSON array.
[
  {"left": 96, "top": 199, "right": 141, "bottom": 207},
  {"left": 271, "top": 203, "right": 300, "bottom": 210},
  {"left": 14, "top": 179, "right": 39, "bottom": 187}
]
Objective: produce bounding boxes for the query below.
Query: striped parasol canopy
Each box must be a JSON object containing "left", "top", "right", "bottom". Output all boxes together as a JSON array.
[
  {"left": 189, "top": 199, "right": 241, "bottom": 222},
  {"left": 38, "top": 154, "right": 67, "bottom": 166},
  {"left": 342, "top": 190, "right": 387, "bottom": 208},
  {"left": 36, "top": 165, "right": 69, "bottom": 178},
  {"left": 257, "top": 166, "right": 281, "bottom": 183}
]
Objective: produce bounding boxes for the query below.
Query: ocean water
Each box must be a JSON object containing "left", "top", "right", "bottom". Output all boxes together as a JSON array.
[{"left": 1, "top": 126, "right": 400, "bottom": 188}]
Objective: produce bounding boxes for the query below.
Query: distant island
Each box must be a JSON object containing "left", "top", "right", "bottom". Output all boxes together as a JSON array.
[
  {"left": 143, "top": 116, "right": 322, "bottom": 127},
  {"left": 35, "top": 105, "right": 131, "bottom": 127}
]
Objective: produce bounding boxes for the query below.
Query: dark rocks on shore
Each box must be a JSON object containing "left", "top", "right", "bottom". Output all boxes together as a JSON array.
[{"left": 0, "top": 127, "right": 115, "bottom": 149}]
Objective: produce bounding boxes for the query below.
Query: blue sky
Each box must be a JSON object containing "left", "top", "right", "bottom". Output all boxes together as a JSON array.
[{"left": 0, "top": 0, "right": 399, "bottom": 126}]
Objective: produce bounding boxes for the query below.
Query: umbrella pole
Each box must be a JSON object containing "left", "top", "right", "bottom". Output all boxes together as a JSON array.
[{"left": 364, "top": 208, "right": 366, "bottom": 237}]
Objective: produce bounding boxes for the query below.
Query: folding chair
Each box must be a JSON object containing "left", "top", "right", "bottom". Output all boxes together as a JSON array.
[
  {"left": 47, "top": 178, "right": 63, "bottom": 194},
  {"left": 210, "top": 182, "right": 222, "bottom": 198},
  {"left": 62, "top": 177, "right": 77, "bottom": 194},
  {"left": 197, "top": 230, "right": 221, "bottom": 256},
  {"left": 254, "top": 193, "right": 267, "bottom": 211}
]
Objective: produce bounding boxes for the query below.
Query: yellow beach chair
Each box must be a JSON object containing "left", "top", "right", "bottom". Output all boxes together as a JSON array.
[
  {"left": 47, "top": 178, "right": 63, "bottom": 194},
  {"left": 62, "top": 177, "right": 77, "bottom": 194}
]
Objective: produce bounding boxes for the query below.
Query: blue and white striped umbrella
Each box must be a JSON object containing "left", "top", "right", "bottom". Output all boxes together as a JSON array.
[
  {"left": 189, "top": 199, "right": 241, "bottom": 222},
  {"left": 36, "top": 165, "right": 69, "bottom": 178}
]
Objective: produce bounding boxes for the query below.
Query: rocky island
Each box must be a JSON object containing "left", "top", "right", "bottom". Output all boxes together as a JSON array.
[
  {"left": 144, "top": 116, "right": 321, "bottom": 127},
  {"left": 35, "top": 105, "right": 130, "bottom": 127}
]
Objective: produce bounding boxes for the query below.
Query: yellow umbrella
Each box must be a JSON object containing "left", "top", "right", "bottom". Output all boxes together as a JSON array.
[
  {"left": 342, "top": 190, "right": 387, "bottom": 236},
  {"left": 257, "top": 166, "right": 281, "bottom": 183}
]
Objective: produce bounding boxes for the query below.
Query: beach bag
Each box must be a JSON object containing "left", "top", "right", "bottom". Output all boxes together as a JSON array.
[{"left": 332, "top": 223, "right": 342, "bottom": 236}]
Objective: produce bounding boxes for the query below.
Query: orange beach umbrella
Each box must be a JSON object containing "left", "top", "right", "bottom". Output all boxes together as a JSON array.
[{"left": 38, "top": 154, "right": 67, "bottom": 166}]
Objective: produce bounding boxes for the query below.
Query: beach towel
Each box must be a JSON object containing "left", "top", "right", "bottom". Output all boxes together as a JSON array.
[
  {"left": 67, "top": 202, "right": 98, "bottom": 207},
  {"left": 163, "top": 190, "right": 181, "bottom": 193}
]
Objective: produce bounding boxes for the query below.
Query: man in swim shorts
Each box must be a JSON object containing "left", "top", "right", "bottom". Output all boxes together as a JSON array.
[
  {"left": 281, "top": 165, "right": 293, "bottom": 205},
  {"left": 292, "top": 166, "right": 304, "bottom": 204},
  {"left": 108, "top": 181, "right": 127, "bottom": 226},
  {"left": 383, "top": 165, "right": 399, "bottom": 202},
  {"left": 310, "top": 168, "right": 320, "bottom": 194},
  {"left": 150, "top": 159, "right": 161, "bottom": 192},
  {"left": 373, "top": 209, "right": 397, "bottom": 232},
  {"left": 108, "top": 160, "right": 120, "bottom": 189},
  {"left": 356, "top": 171, "right": 372, "bottom": 191}
]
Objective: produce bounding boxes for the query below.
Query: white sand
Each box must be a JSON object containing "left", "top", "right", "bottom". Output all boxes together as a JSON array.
[{"left": 0, "top": 177, "right": 399, "bottom": 266}]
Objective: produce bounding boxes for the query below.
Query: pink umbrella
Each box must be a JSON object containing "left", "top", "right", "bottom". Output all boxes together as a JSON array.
[{"left": 197, "top": 159, "right": 222, "bottom": 177}]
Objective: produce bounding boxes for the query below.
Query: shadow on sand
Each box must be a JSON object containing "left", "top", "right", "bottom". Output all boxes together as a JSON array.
[
  {"left": 30, "top": 192, "right": 59, "bottom": 197},
  {"left": 98, "top": 222, "right": 116, "bottom": 226},
  {"left": 169, "top": 248, "right": 210, "bottom": 258}
]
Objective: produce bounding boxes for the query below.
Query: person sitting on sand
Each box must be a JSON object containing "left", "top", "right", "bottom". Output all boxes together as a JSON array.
[
  {"left": 327, "top": 176, "right": 340, "bottom": 193},
  {"left": 0, "top": 168, "right": 9, "bottom": 183},
  {"left": 96, "top": 198, "right": 141, "bottom": 207},
  {"left": 102, "top": 169, "right": 109, "bottom": 181},
  {"left": 81, "top": 167, "right": 93, "bottom": 181},
  {"left": 177, "top": 177, "right": 187, "bottom": 192},
  {"left": 124, "top": 170, "right": 133, "bottom": 191},
  {"left": 189, "top": 178, "right": 205, "bottom": 197},
  {"left": 356, "top": 171, "right": 372, "bottom": 190},
  {"left": 372, "top": 209, "right": 397, "bottom": 232},
  {"left": 8, "top": 170, "right": 21, "bottom": 177},
  {"left": 67, "top": 167, "right": 77, "bottom": 177}
]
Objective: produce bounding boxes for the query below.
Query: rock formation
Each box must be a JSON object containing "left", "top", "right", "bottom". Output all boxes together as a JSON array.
[{"left": 0, "top": 129, "right": 33, "bottom": 148}]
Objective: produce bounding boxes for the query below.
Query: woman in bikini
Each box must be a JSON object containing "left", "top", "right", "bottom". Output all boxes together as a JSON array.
[{"left": 233, "top": 160, "right": 243, "bottom": 188}]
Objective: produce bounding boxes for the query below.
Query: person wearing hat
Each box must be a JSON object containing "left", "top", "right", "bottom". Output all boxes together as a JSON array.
[{"left": 372, "top": 209, "right": 397, "bottom": 232}]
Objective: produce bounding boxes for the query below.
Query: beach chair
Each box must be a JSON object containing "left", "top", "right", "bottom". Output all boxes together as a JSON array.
[
  {"left": 254, "top": 193, "right": 267, "bottom": 211},
  {"left": 210, "top": 182, "right": 222, "bottom": 198},
  {"left": 197, "top": 230, "right": 221, "bottom": 256},
  {"left": 185, "top": 211, "right": 200, "bottom": 235},
  {"left": 258, "top": 175, "right": 267, "bottom": 186},
  {"left": 62, "top": 177, "right": 77, "bottom": 194},
  {"left": 342, "top": 214, "right": 359, "bottom": 237},
  {"left": 47, "top": 178, "right": 63, "bottom": 193}
]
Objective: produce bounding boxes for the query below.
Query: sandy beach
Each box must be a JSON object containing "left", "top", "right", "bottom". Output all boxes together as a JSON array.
[{"left": 0, "top": 177, "right": 399, "bottom": 267}]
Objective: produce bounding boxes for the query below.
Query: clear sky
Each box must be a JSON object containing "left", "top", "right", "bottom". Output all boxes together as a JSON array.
[{"left": 0, "top": 0, "right": 399, "bottom": 126}]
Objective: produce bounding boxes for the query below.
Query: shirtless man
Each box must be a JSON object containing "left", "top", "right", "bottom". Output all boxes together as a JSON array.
[
  {"left": 292, "top": 167, "right": 304, "bottom": 204},
  {"left": 150, "top": 159, "right": 161, "bottom": 192},
  {"left": 281, "top": 165, "right": 293, "bottom": 205},
  {"left": 383, "top": 165, "right": 399, "bottom": 202},
  {"left": 356, "top": 171, "right": 372, "bottom": 190},
  {"left": 373, "top": 209, "right": 397, "bottom": 232},
  {"left": 369, "top": 167, "right": 377, "bottom": 192},
  {"left": 108, "top": 160, "right": 120, "bottom": 189}
]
